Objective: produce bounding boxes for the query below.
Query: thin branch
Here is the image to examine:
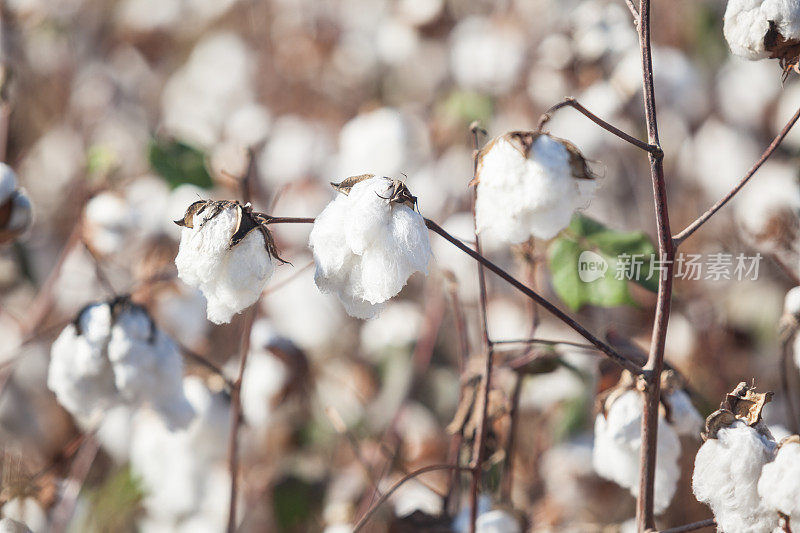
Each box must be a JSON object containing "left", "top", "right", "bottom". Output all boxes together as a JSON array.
[
  {"left": 656, "top": 518, "right": 716, "bottom": 533},
  {"left": 537, "top": 97, "right": 659, "bottom": 155},
  {"left": 352, "top": 464, "right": 473, "bottom": 532},
  {"left": 500, "top": 372, "right": 523, "bottom": 501},
  {"left": 624, "top": 0, "right": 640, "bottom": 21},
  {"left": 263, "top": 216, "right": 316, "bottom": 225},
  {"left": 781, "top": 337, "right": 800, "bottom": 435},
  {"left": 81, "top": 238, "right": 117, "bottom": 296},
  {"left": 49, "top": 436, "right": 100, "bottom": 533},
  {"left": 673, "top": 105, "right": 800, "bottom": 246},
  {"left": 492, "top": 338, "right": 597, "bottom": 350}
]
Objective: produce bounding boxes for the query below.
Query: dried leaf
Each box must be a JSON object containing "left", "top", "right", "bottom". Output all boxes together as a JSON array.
[
  {"left": 330, "top": 174, "right": 375, "bottom": 195},
  {"left": 721, "top": 381, "right": 773, "bottom": 426},
  {"left": 173, "top": 200, "right": 208, "bottom": 229}
]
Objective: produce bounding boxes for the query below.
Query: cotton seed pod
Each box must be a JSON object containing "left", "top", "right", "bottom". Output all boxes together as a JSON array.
[
  {"left": 724, "top": 0, "right": 800, "bottom": 76},
  {"left": 308, "top": 175, "right": 431, "bottom": 319},
  {"left": 758, "top": 434, "right": 800, "bottom": 519},
  {"left": 174, "top": 200, "right": 281, "bottom": 324},
  {"left": 47, "top": 297, "right": 193, "bottom": 429},
  {"left": 701, "top": 381, "right": 774, "bottom": 441},
  {"left": 0, "top": 163, "right": 32, "bottom": 245},
  {"left": 473, "top": 131, "right": 596, "bottom": 243}
]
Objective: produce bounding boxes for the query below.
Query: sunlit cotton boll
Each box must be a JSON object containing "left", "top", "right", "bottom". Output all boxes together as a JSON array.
[
  {"left": 47, "top": 301, "right": 193, "bottom": 429},
  {"left": 758, "top": 437, "right": 800, "bottom": 519},
  {"left": 474, "top": 510, "right": 521, "bottom": 533},
  {"left": 309, "top": 176, "right": 432, "bottom": 319},
  {"left": 175, "top": 202, "right": 275, "bottom": 324},
  {"left": 475, "top": 132, "right": 596, "bottom": 243},
  {"left": 692, "top": 420, "right": 778, "bottom": 533},
  {"left": 592, "top": 389, "right": 681, "bottom": 514},
  {"left": 724, "top": 0, "right": 800, "bottom": 60},
  {"left": 83, "top": 192, "right": 136, "bottom": 256},
  {"left": 0, "top": 499, "right": 45, "bottom": 533}
]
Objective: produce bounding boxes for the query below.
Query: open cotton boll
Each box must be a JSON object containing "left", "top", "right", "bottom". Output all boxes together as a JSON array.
[
  {"left": 693, "top": 420, "right": 778, "bottom": 533},
  {"left": 593, "top": 389, "right": 681, "bottom": 514},
  {"left": 784, "top": 286, "right": 800, "bottom": 315},
  {"left": 175, "top": 201, "right": 276, "bottom": 324},
  {"left": 84, "top": 192, "right": 136, "bottom": 255},
  {"left": 475, "top": 132, "right": 596, "bottom": 243},
  {"left": 724, "top": 0, "right": 800, "bottom": 62},
  {"left": 758, "top": 437, "right": 800, "bottom": 517},
  {"left": 309, "top": 176, "right": 431, "bottom": 319},
  {"left": 0, "top": 499, "right": 45, "bottom": 533}
]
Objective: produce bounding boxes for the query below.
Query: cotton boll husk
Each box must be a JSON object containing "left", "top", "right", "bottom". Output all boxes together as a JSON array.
[
  {"left": 258, "top": 115, "right": 332, "bottom": 187},
  {"left": 47, "top": 303, "right": 118, "bottom": 422},
  {"left": 175, "top": 205, "right": 274, "bottom": 324},
  {"left": 692, "top": 420, "right": 778, "bottom": 533},
  {"left": 732, "top": 160, "right": 800, "bottom": 244},
  {"left": 475, "top": 510, "right": 521, "bottom": 533},
  {"left": 716, "top": 57, "right": 781, "bottom": 128},
  {"left": 309, "top": 177, "right": 431, "bottom": 319},
  {"left": 84, "top": 192, "right": 136, "bottom": 256},
  {"left": 666, "top": 390, "right": 703, "bottom": 438},
  {"left": 359, "top": 300, "right": 422, "bottom": 358},
  {"left": 758, "top": 439, "right": 800, "bottom": 516},
  {"left": 449, "top": 16, "right": 526, "bottom": 95},
  {"left": 337, "top": 107, "right": 430, "bottom": 178},
  {"left": 0, "top": 499, "right": 45, "bottom": 533},
  {"left": 593, "top": 389, "right": 682, "bottom": 514},
  {"left": 475, "top": 134, "right": 596, "bottom": 243},
  {"left": 0, "top": 518, "right": 31, "bottom": 533}
]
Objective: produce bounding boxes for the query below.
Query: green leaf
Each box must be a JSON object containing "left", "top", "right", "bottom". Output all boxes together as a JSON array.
[
  {"left": 148, "top": 137, "right": 213, "bottom": 190},
  {"left": 548, "top": 214, "right": 658, "bottom": 310},
  {"left": 437, "top": 90, "right": 494, "bottom": 127}
]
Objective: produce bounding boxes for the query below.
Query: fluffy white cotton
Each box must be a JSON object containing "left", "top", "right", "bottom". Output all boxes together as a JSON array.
[
  {"left": 84, "top": 192, "right": 136, "bottom": 255},
  {"left": 450, "top": 17, "right": 525, "bottom": 95},
  {"left": 593, "top": 390, "right": 682, "bottom": 514},
  {"left": 785, "top": 287, "right": 800, "bottom": 315},
  {"left": 758, "top": 438, "right": 800, "bottom": 517},
  {"left": 240, "top": 320, "right": 289, "bottom": 428},
  {"left": 309, "top": 177, "right": 432, "bottom": 319},
  {"left": 0, "top": 499, "right": 46, "bottom": 533},
  {"left": 475, "top": 135, "right": 596, "bottom": 243},
  {"left": 475, "top": 510, "right": 521, "bottom": 533},
  {"left": 724, "top": 0, "right": 800, "bottom": 59},
  {"left": 0, "top": 518, "right": 32, "bottom": 533},
  {"left": 257, "top": 115, "right": 332, "bottom": 187},
  {"left": 175, "top": 205, "right": 274, "bottom": 324},
  {"left": 47, "top": 302, "right": 193, "bottom": 429},
  {"left": 733, "top": 160, "right": 800, "bottom": 244},
  {"left": 692, "top": 421, "right": 778, "bottom": 533},
  {"left": 666, "top": 390, "right": 704, "bottom": 438}
]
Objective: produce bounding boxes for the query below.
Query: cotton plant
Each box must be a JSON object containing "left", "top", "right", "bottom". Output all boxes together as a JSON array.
[
  {"left": 47, "top": 296, "right": 194, "bottom": 430},
  {"left": 758, "top": 434, "right": 800, "bottom": 525},
  {"left": 592, "top": 371, "right": 702, "bottom": 514},
  {"left": 724, "top": 0, "right": 800, "bottom": 74},
  {"left": 473, "top": 131, "right": 597, "bottom": 244},
  {"left": 174, "top": 199, "right": 284, "bottom": 324},
  {"left": 0, "top": 162, "right": 33, "bottom": 245},
  {"left": 692, "top": 382, "right": 780, "bottom": 533},
  {"left": 308, "top": 175, "right": 432, "bottom": 319}
]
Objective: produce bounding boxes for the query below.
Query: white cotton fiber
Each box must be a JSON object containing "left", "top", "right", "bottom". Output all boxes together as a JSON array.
[
  {"left": 758, "top": 438, "right": 800, "bottom": 518},
  {"left": 666, "top": 389, "right": 704, "bottom": 438},
  {"left": 475, "top": 134, "right": 596, "bottom": 243},
  {"left": 309, "top": 177, "right": 431, "bottom": 319},
  {"left": 692, "top": 421, "right": 778, "bottom": 533},
  {"left": 592, "top": 389, "right": 682, "bottom": 514},
  {"left": 175, "top": 205, "right": 274, "bottom": 324},
  {"left": 724, "top": 0, "right": 800, "bottom": 60}
]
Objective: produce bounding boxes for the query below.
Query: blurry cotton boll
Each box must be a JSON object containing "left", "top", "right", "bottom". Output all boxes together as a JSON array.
[
  {"left": 611, "top": 47, "right": 707, "bottom": 119},
  {"left": 258, "top": 115, "right": 332, "bottom": 187},
  {"left": 716, "top": 57, "right": 781, "bottom": 128},
  {"left": 539, "top": 436, "right": 598, "bottom": 511},
  {"left": 526, "top": 65, "right": 569, "bottom": 109},
  {"left": 0, "top": 164, "right": 33, "bottom": 244},
  {"left": 240, "top": 319, "right": 290, "bottom": 428},
  {"left": 757, "top": 436, "right": 800, "bottom": 518},
  {"left": 83, "top": 192, "right": 136, "bottom": 256},
  {"left": 19, "top": 126, "right": 83, "bottom": 210},
  {"left": 487, "top": 298, "right": 530, "bottom": 341},
  {"left": 0, "top": 518, "right": 31, "bottom": 533},
  {"left": 360, "top": 301, "right": 422, "bottom": 357},
  {"left": 397, "top": 0, "right": 443, "bottom": 25},
  {"left": 724, "top": 0, "right": 800, "bottom": 61},
  {"left": 431, "top": 212, "right": 480, "bottom": 302},
  {"left": 664, "top": 312, "right": 697, "bottom": 368},
  {"left": 519, "top": 348, "right": 596, "bottom": 411},
  {"left": 474, "top": 510, "right": 521, "bottom": 533},
  {"left": 337, "top": 107, "right": 430, "bottom": 178},
  {"left": 679, "top": 118, "right": 761, "bottom": 200},
  {"left": 174, "top": 200, "right": 277, "bottom": 324},
  {"left": 474, "top": 131, "right": 597, "bottom": 243},
  {"left": 452, "top": 495, "right": 491, "bottom": 533},
  {"left": 375, "top": 19, "right": 419, "bottom": 66},
  {"left": 593, "top": 388, "right": 681, "bottom": 514},
  {"left": 388, "top": 478, "right": 443, "bottom": 518},
  {"left": 692, "top": 420, "right": 778, "bottom": 533},
  {"left": 151, "top": 284, "right": 209, "bottom": 350},
  {"left": 262, "top": 263, "right": 346, "bottom": 352},
  {"left": 94, "top": 404, "right": 135, "bottom": 463},
  {"left": 47, "top": 299, "right": 194, "bottom": 429},
  {"left": 309, "top": 176, "right": 432, "bottom": 319},
  {"left": 224, "top": 103, "right": 272, "bottom": 148},
  {"left": 666, "top": 389, "right": 704, "bottom": 438},
  {"left": 536, "top": 33, "right": 575, "bottom": 70},
  {"left": 773, "top": 81, "right": 800, "bottom": 149},
  {"left": 572, "top": 0, "right": 636, "bottom": 63},
  {"left": 449, "top": 16, "right": 526, "bottom": 95},
  {"left": 116, "top": 0, "right": 181, "bottom": 31},
  {"left": 0, "top": 499, "right": 45, "bottom": 533},
  {"left": 161, "top": 33, "right": 254, "bottom": 148}
]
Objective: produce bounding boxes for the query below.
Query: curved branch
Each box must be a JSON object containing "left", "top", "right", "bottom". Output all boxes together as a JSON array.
[{"left": 656, "top": 518, "right": 716, "bottom": 533}]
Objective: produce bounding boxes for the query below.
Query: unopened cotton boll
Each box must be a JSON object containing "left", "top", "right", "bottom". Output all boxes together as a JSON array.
[
  {"left": 475, "top": 132, "right": 596, "bottom": 243},
  {"left": 693, "top": 419, "right": 779, "bottom": 532},
  {"left": 593, "top": 389, "right": 681, "bottom": 514},
  {"left": 309, "top": 176, "right": 431, "bottom": 319},
  {"left": 174, "top": 200, "right": 278, "bottom": 324},
  {"left": 758, "top": 436, "right": 800, "bottom": 518},
  {"left": 724, "top": 0, "right": 800, "bottom": 62}
]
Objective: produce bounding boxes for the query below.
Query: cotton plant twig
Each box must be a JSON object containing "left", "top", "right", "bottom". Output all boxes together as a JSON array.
[
  {"left": 672, "top": 105, "right": 800, "bottom": 246},
  {"left": 656, "top": 518, "right": 716, "bottom": 533},
  {"left": 624, "top": 0, "right": 640, "bottom": 22},
  {"left": 537, "top": 97, "right": 660, "bottom": 155}
]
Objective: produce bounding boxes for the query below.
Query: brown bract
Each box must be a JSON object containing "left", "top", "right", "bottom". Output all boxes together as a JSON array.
[
  {"left": 701, "top": 382, "right": 774, "bottom": 441},
  {"left": 764, "top": 21, "right": 800, "bottom": 80},
  {"left": 330, "top": 174, "right": 419, "bottom": 210}
]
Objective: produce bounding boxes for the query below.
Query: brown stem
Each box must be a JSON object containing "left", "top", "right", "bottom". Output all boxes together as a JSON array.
[
  {"left": 781, "top": 338, "right": 800, "bottom": 434},
  {"left": 656, "top": 518, "right": 716, "bottom": 533},
  {"left": 537, "top": 97, "right": 659, "bottom": 155},
  {"left": 492, "top": 338, "right": 597, "bottom": 350},
  {"left": 635, "top": 1, "right": 675, "bottom": 530},
  {"left": 352, "top": 464, "right": 473, "bottom": 532},
  {"left": 226, "top": 307, "right": 257, "bottom": 533},
  {"left": 673, "top": 105, "right": 800, "bottom": 246},
  {"left": 500, "top": 372, "right": 523, "bottom": 501}
]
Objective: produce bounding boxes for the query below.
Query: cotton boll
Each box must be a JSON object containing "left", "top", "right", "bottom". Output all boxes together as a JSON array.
[
  {"left": 692, "top": 420, "right": 778, "bottom": 533},
  {"left": 666, "top": 390, "right": 703, "bottom": 438},
  {"left": 593, "top": 389, "right": 682, "bottom": 514},
  {"left": 450, "top": 16, "right": 526, "bottom": 95},
  {"left": 716, "top": 57, "right": 781, "bottom": 128},
  {"left": 83, "top": 192, "right": 136, "bottom": 256},
  {"left": 724, "top": 0, "right": 800, "bottom": 60},
  {"left": 475, "top": 510, "right": 521, "bottom": 533},
  {"left": 396, "top": 0, "right": 443, "bottom": 25},
  {"left": 240, "top": 322, "right": 288, "bottom": 428},
  {"left": 0, "top": 518, "right": 32, "bottom": 533},
  {"left": 475, "top": 133, "right": 596, "bottom": 243},
  {"left": 309, "top": 177, "right": 432, "bottom": 319},
  {"left": 784, "top": 286, "right": 800, "bottom": 315},
  {"left": 175, "top": 203, "right": 275, "bottom": 324},
  {"left": 389, "top": 479, "right": 443, "bottom": 518},
  {"left": 572, "top": 1, "right": 637, "bottom": 63},
  {"left": 732, "top": 160, "right": 800, "bottom": 245},
  {"left": 94, "top": 404, "right": 135, "bottom": 463},
  {"left": 758, "top": 437, "right": 800, "bottom": 517},
  {"left": 0, "top": 499, "right": 45, "bottom": 533}
]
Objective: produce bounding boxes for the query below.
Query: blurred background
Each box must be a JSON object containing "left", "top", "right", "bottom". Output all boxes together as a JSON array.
[{"left": 0, "top": 0, "right": 799, "bottom": 531}]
